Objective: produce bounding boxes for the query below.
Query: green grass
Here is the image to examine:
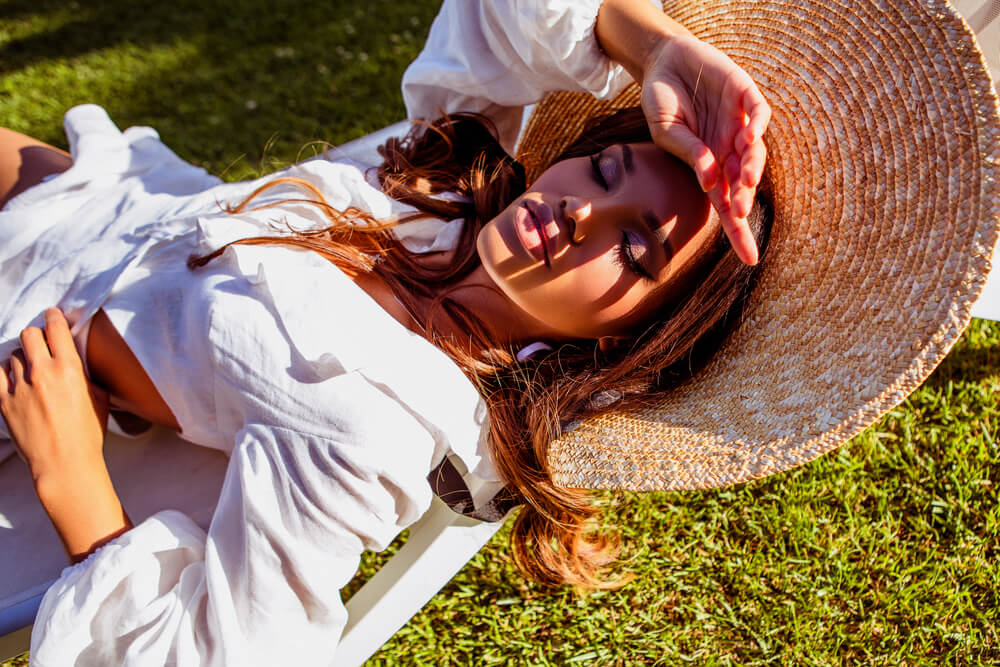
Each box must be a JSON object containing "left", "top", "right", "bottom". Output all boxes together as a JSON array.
[
  {"left": 2, "top": 1, "right": 998, "bottom": 664},
  {"left": 0, "top": 0, "right": 440, "bottom": 179}
]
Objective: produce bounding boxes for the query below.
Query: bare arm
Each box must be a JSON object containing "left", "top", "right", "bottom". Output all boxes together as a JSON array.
[
  {"left": 0, "top": 127, "right": 71, "bottom": 209},
  {"left": 36, "top": 461, "right": 133, "bottom": 564},
  {"left": 594, "top": 0, "right": 692, "bottom": 81}
]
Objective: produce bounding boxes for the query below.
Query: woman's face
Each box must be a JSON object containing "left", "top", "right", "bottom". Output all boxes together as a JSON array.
[{"left": 477, "top": 142, "right": 719, "bottom": 340}]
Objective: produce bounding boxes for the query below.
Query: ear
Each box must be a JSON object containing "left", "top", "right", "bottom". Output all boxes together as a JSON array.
[{"left": 597, "top": 336, "right": 625, "bottom": 353}]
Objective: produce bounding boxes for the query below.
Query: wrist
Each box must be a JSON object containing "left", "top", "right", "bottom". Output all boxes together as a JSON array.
[
  {"left": 638, "top": 29, "right": 682, "bottom": 87},
  {"left": 34, "top": 461, "right": 132, "bottom": 562},
  {"left": 24, "top": 429, "right": 106, "bottom": 485},
  {"left": 33, "top": 456, "right": 113, "bottom": 509},
  {"left": 596, "top": 0, "right": 689, "bottom": 82}
]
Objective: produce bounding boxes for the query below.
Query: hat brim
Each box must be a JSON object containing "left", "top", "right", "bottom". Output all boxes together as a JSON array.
[{"left": 518, "top": 0, "right": 1000, "bottom": 490}]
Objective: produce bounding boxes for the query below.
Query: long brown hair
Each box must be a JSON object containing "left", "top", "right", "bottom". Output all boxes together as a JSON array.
[{"left": 191, "top": 108, "right": 772, "bottom": 588}]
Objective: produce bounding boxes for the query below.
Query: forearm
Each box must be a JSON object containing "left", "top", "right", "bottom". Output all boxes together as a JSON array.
[
  {"left": 595, "top": 0, "right": 691, "bottom": 83},
  {"left": 35, "top": 465, "right": 132, "bottom": 563}
]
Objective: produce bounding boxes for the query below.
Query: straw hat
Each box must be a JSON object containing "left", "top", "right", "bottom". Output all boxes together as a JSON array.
[{"left": 515, "top": 0, "right": 1000, "bottom": 491}]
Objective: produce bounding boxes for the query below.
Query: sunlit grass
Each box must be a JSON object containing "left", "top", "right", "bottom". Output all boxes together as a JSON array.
[{"left": 1, "top": 1, "right": 998, "bottom": 664}]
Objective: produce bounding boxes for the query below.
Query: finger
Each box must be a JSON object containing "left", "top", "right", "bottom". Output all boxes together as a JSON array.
[
  {"left": 729, "top": 153, "right": 752, "bottom": 219},
  {"left": 732, "top": 186, "right": 754, "bottom": 221},
  {"left": 705, "top": 178, "right": 734, "bottom": 231},
  {"left": 19, "top": 326, "right": 50, "bottom": 363},
  {"left": 741, "top": 86, "right": 771, "bottom": 145},
  {"left": 720, "top": 211, "right": 759, "bottom": 266},
  {"left": 730, "top": 141, "right": 767, "bottom": 218},
  {"left": 724, "top": 151, "right": 742, "bottom": 192},
  {"left": 694, "top": 146, "right": 719, "bottom": 193},
  {"left": 43, "top": 307, "right": 77, "bottom": 361},
  {"left": 0, "top": 359, "right": 9, "bottom": 395},
  {"left": 733, "top": 97, "right": 770, "bottom": 156},
  {"left": 707, "top": 182, "right": 758, "bottom": 265},
  {"left": 740, "top": 139, "right": 767, "bottom": 188},
  {"left": 650, "top": 123, "right": 719, "bottom": 192},
  {"left": 9, "top": 349, "right": 26, "bottom": 385}
]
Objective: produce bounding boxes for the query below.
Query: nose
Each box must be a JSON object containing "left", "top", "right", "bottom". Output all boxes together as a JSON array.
[{"left": 561, "top": 195, "right": 594, "bottom": 243}]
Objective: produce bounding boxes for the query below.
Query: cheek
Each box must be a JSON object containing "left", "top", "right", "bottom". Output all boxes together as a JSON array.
[
  {"left": 562, "top": 249, "right": 624, "bottom": 299},
  {"left": 531, "top": 250, "right": 644, "bottom": 321},
  {"left": 520, "top": 248, "right": 610, "bottom": 299},
  {"left": 477, "top": 221, "right": 518, "bottom": 278},
  {"left": 477, "top": 223, "right": 654, "bottom": 336}
]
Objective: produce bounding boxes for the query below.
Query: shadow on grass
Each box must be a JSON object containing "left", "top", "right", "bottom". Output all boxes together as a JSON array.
[
  {"left": 924, "top": 319, "right": 1000, "bottom": 389},
  {"left": 926, "top": 344, "right": 999, "bottom": 388},
  {"left": 0, "top": 0, "right": 440, "bottom": 176},
  {"left": 0, "top": 0, "right": 361, "bottom": 74},
  {"left": 0, "top": 0, "right": 213, "bottom": 75}
]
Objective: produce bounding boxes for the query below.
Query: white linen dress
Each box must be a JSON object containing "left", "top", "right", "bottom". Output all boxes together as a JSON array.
[{"left": 0, "top": 1, "right": 644, "bottom": 664}]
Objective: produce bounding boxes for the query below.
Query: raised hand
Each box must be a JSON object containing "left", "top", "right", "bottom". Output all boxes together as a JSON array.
[
  {"left": 595, "top": 0, "right": 771, "bottom": 265},
  {"left": 640, "top": 33, "right": 770, "bottom": 265}
]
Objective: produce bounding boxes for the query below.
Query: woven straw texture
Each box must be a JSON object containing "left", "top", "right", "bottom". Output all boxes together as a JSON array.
[{"left": 516, "top": 0, "right": 1000, "bottom": 491}]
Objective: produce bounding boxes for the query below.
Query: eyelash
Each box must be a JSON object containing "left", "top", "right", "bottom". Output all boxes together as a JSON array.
[
  {"left": 614, "top": 231, "right": 654, "bottom": 281},
  {"left": 589, "top": 152, "right": 609, "bottom": 190}
]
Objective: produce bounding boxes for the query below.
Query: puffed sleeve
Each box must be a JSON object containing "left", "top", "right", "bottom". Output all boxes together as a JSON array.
[
  {"left": 403, "top": 0, "right": 649, "bottom": 152},
  {"left": 29, "top": 420, "right": 434, "bottom": 666}
]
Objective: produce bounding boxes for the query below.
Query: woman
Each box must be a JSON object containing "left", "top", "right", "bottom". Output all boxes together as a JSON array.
[{"left": 0, "top": 0, "right": 771, "bottom": 663}]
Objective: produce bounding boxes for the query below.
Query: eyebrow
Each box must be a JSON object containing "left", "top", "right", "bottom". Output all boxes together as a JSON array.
[{"left": 622, "top": 144, "right": 633, "bottom": 173}]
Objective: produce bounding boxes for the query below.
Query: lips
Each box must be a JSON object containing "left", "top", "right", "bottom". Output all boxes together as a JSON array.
[{"left": 514, "top": 201, "right": 550, "bottom": 265}]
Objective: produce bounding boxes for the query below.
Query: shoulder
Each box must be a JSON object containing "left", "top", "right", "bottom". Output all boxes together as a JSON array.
[
  {"left": 350, "top": 272, "right": 421, "bottom": 334},
  {"left": 200, "top": 245, "right": 464, "bottom": 440}
]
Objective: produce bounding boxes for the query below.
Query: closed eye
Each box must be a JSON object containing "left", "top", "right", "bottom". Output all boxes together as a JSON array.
[
  {"left": 589, "top": 151, "right": 618, "bottom": 191},
  {"left": 590, "top": 152, "right": 608, "bottom": 190},
  {"left": 615, "top": 231, "right": 655, "bottom": 282}
]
